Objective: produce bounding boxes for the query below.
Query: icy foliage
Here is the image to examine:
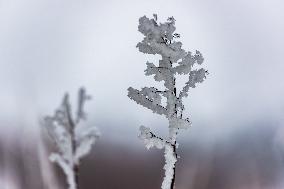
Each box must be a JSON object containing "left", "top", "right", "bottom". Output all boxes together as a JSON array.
[
  {"left": 128, "top": 14, "right": 208, "bottom": 189},
  {"left": 44, "top": 87, "right": 100, "bottom": 189}
]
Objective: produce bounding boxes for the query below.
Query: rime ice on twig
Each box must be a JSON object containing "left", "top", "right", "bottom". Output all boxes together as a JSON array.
[
  {"left": 139, "top": 126, "right": 167, "bottom": 149},
  {"left": 128, "top": 14, "right": 207, "bottom": 189},
  {"left": 43, "top": 87, "right": 100, "bottom": 189}
]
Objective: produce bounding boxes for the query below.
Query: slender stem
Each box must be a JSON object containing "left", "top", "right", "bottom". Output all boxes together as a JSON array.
[
  {"left": 74, "top": 164, "right": 80, "bottom": 189},
  {"left": 71, "top": 129, "right": 79, "bottom": 189},
  {"left": 170, "top": 143, "right": 177, "bottom": 189},
  {"left": 66, "top": 105, "right": 79, "bottom": 189},
  {"left": 169, "top": 61, "right": 178, "bottom": 189}
]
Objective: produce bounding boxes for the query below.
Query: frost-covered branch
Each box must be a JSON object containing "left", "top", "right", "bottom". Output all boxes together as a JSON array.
[
  {"left": 128, "top": 87, "right": 167, "bottom": 116},
  {"left": 139, "top": 126, "right": 177, "bottom": 189},
  {"left": 76, "top": 88, "right": 92, "bottom": 123},
  {"left": 179, "top": 68, "right": 208, "bottom": 99},
  {"left": 128, "top": 14, "right": 207, "bottom": 189},
  {"left": 43, "top": 87, "right": 100, "bottom": 189},
  {"left": 139, "top": 126, "right": 168, "bottom": 149}
]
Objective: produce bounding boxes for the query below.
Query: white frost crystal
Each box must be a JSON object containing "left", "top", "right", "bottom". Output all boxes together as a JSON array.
[
  {"left": 169, "top": 117, "right": 191, "bottom": 129},
  {"left": 128, "top": 14, "right": 207, "bottom": 189},
  {"left": 44, "top": 87, "right": 100, "bottom": 189},
  {"left": 139, "top": 126, "right": 166, "bottom": 149}
]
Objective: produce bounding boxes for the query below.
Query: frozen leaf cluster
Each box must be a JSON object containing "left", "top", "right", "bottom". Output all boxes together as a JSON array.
[{"left": 43, "top": 88, "right": 100, "bottom": 189}]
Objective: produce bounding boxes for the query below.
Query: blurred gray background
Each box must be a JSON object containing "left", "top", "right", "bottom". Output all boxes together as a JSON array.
[{"left": 1, "top": 0, "right": 284, "bottom": 188}]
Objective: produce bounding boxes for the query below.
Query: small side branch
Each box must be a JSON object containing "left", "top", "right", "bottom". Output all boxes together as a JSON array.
[
  {"left": 139, "top": 126, "right": 168, "bottom": 149},
  {"left": 179, "top": 68, "right": 208, "bottom": 99},
  {"left": 138, "top": 126, "right": 178, "bottom": 189},
  {"left": 128, "top": 87, "right": 167, "bottom": 116}
]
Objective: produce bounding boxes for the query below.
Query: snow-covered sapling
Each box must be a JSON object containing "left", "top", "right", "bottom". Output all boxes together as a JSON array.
[
  {"left": 43, "top": 87, "right": 100, "bottom": 189},
  {"left": 128, "top": 15, "right": 207, "bottom": 189}
]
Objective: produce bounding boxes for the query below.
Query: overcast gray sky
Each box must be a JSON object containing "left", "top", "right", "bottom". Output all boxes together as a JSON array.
[{"left": 0, "top": 0, "right": 284, "bottom": 144}]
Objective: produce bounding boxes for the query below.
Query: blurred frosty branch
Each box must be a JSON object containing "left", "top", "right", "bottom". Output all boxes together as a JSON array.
[{"left": 43, "top": 87, "right": 100, "bottom": 189}]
